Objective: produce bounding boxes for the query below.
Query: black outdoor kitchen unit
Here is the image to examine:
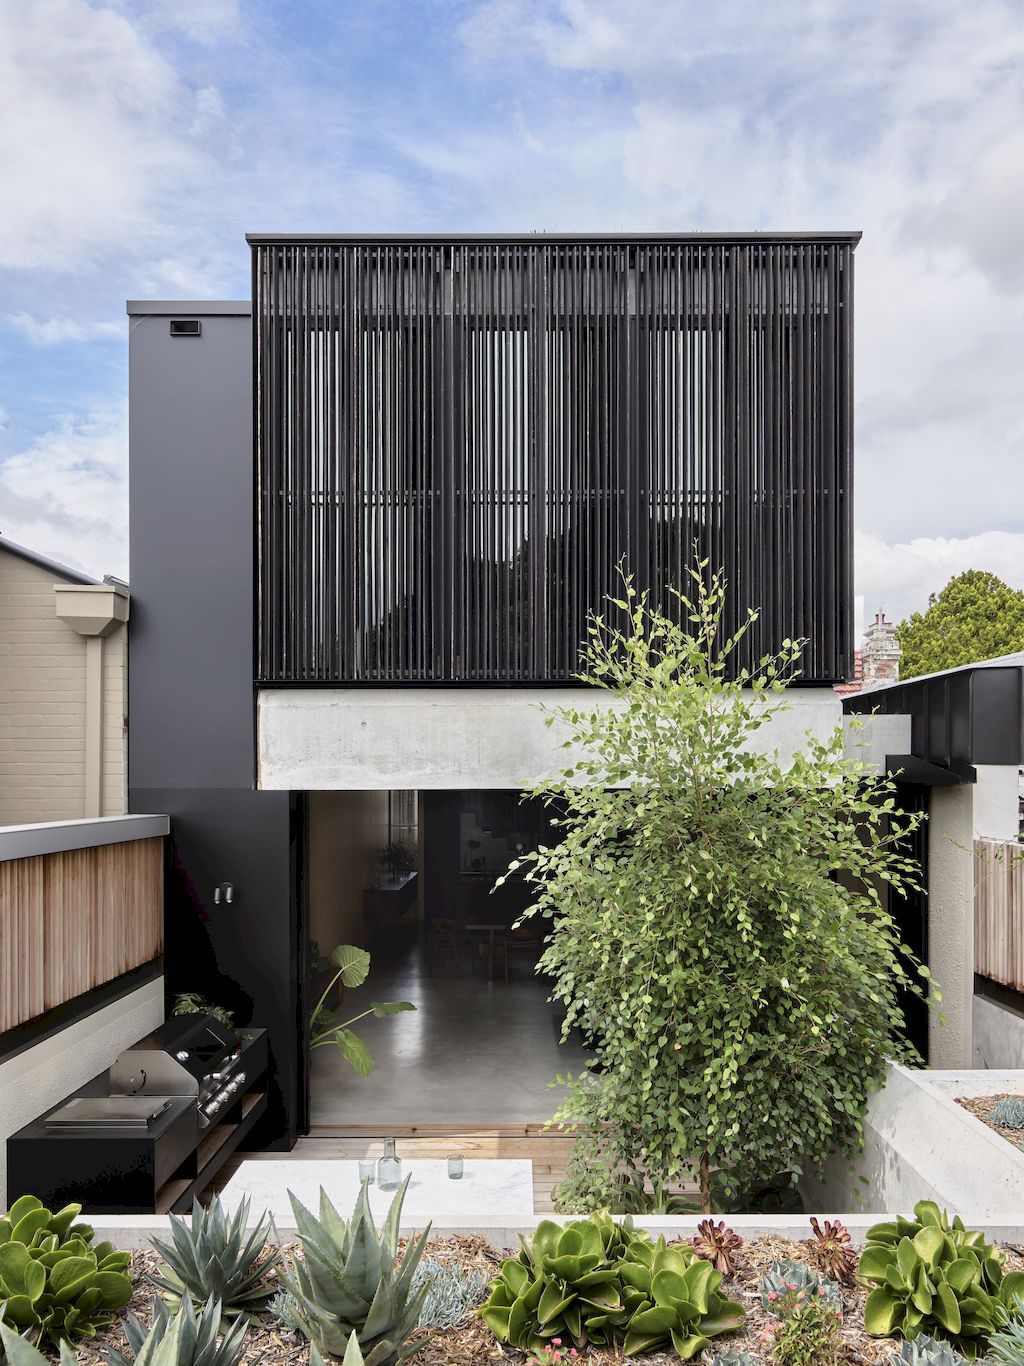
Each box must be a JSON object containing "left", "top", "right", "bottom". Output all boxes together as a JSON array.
[{"left": 7, "top": 1014, "right": 268, "bottom": 1214}]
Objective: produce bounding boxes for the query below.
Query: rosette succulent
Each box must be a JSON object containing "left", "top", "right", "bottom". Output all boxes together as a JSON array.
[
  {"left": 857, "top": 1200, "right": 1024, "bottom": 1356},
  {"left": 892, "top": 1335, "right": 964, "bottom": 1366},
  {"left": 0, "top": 1196, "right": 132, "bottom": 1346},
  {"left": 760, "top": 1260, "right": 842, "bottom": 1312},
  {"left": 619, "top": 1239, "right": 746, "bottom": 1359},
  {"left": 481, "top": 1216, "right": 634, "bottom": 1353}
]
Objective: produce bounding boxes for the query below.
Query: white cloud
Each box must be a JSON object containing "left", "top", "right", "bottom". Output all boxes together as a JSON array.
[
  {"left": 855, "top": 529, "right": 1024, "bottom": 628},
  {"left": 0, "top": 0, "right": 211, "bottom": 272},
  {"left": 5, "top": 313, "right": 122, "bottom": 345},
  {"left": 0, "top": 404, "right": 127, "bottom": 579}
]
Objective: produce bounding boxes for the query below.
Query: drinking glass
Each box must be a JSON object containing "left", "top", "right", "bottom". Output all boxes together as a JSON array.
[
  {"left": 358, "top": 1159, "right": 376, "bottom": 1186},
  {"left": 447, "top": 1154, "right": 464, "bottom": 1180}
]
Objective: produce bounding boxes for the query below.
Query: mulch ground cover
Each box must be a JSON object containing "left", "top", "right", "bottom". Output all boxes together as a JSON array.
[
  {"left": 70, "top": 1230, "right": 990, "bottom": 1366},
  {"left": 956, "top": 1093, "right": 1024, "bottom": 1148}
]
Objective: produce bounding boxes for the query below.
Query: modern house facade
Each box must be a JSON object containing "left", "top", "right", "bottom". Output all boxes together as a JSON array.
[{"left": 125, "top": 233, "right": 1023, "bottom": 1155}]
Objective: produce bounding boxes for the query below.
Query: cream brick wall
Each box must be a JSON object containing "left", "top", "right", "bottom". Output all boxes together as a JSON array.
[{"left": 0, "top": 550, "right": 127, "bottom": 824}]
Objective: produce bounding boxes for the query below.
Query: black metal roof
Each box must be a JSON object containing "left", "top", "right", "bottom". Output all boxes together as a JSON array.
[{"left": 246, "top": 230, "right": 863, "bottom": 247}]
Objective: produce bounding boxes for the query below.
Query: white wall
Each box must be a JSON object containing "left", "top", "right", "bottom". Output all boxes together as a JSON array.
[
  {"left": 259, "top": 687, "right": 906, "bottom": 791},
  {"left": 0, "top": 978, "right": 163, "bottom": 1206},
  {"left": 973, "top": 994, "right": 1024, "bottom": 1068},
  {"left": 974, "top": 765, "right": 1020, "bottom": 841},
  {"left": 928, "top": 784, "right": 975, "bottom": 1068}
]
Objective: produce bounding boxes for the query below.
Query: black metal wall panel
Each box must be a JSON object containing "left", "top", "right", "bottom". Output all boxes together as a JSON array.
[{"left": 252, "top": 235, "right": 856, "bottom": 684}]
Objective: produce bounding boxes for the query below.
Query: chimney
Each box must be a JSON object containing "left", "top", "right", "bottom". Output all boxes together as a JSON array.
[{"left": 862, "top": 610, "right": 900, "bottom": 687}]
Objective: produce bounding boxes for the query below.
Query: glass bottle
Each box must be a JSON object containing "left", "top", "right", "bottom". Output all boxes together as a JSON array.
[{"left": 377, "top": 1137, "right": 401, "bottom": 1191}]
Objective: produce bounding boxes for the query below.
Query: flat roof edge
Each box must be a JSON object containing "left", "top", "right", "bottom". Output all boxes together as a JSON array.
[
  {"left": 245, "top": 231, "right": 864, "bottom": 247},
  {"left": 125, "top": 301, "right": 251, "bottom": 316}
]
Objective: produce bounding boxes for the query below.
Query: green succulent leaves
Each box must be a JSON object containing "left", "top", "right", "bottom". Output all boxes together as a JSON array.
[
  {"left": 149, "top": 1197, "right": 277, "bottom": 1317},
  {"left": 858, "top": 1201, "right": 1024, "bottom": 1357},
  {"left": 480, "top": 1213, "right": 745, "bottom": 1360},
  {"left": 0, "top": 1197, "right": 131, "bottom": 1346},
  {"left": 279, "top": 1176, "right": 430, "bottom": 1366},
  {"left": 105, "top": 1292, "right": 249, "bottom": 1366}
]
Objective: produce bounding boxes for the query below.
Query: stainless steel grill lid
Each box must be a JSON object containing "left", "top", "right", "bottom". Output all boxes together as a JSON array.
[{"left": 44, "top": 1097, "right": 173, "bottom": 1130}]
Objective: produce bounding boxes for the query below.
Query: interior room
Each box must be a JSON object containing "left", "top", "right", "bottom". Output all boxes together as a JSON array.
[{"left": 306, "top": 789, "right": 590, "bottom": 1129}]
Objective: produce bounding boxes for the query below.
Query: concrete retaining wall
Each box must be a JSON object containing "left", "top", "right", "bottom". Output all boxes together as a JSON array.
[
  {"left": 801, "top": 1063, "right": 1024, "bottom": 1218},
  {"left": 974, "top": 995, "right": 1024, "bottom": 1068}
]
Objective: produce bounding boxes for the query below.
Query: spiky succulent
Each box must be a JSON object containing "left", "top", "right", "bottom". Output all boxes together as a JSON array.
[
  {"left": 692, "top": 1220, "right": 744, "bottom": 1276},
  {"left": 989, "top": 1098, "right": 1024, "bottom": 1130},
  {"left": 892, "top": 1335, "right": 964, "bottom": 1366},
  {"left": 105, "top": 1293, "right": 247, "bottom": 1366},
  {"left": 989, "top": 1314, "right": 1024, "bottom": 1366},
  {"left": 149, "top": 1197, "right": 278, "bottom": 1317},
  {"left": 412, "top": 1259, "right": 487, "bottom": 1329},
  {"left": 0, "top": 1321, "right": 77, "bottom": 1366},
  {"left": 808, "top": 1218, "right": 857, "bottom": 1288},
  {"left": 279, "top": 1176, "right": 430, "bottom": 1365},
  {"left": 709, "top": 1353, "right": 762, "bottom": 1366},
  {"left": 268, "top": 1289, "right": 305, "bottom": 1336},
  {"left": 760, "top": 1260, "right": 842, "bottom": 1312}
]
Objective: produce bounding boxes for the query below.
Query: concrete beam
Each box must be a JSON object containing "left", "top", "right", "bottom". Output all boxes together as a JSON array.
[{"left": 257, "top": 687, "right": 866, "bottom": 791}]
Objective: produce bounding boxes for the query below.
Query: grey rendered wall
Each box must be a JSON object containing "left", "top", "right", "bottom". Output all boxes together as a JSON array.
[{"left": 127, "top": 303, "right": 299, "bottom": 1148}]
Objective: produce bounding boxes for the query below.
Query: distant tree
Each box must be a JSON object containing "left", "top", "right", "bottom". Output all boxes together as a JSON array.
[{"left": 896, "top": 570, "right": 1024, "bottom": 679}]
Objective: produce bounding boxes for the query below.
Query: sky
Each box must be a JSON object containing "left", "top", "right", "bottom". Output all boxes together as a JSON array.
[{"left": 0, "top": 0, "right": 1022, "bottom": 634}]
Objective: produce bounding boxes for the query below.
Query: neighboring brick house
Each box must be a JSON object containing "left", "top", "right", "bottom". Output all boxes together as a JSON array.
[{"left": 0, "top": 537, "right": 128, "bottom": 825}]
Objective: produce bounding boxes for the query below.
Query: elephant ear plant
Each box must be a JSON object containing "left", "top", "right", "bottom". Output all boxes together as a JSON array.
[
  {"left": 309, "top": 945, "right": 415, "bottom": 1078},
  {"left": 0, "top": 1196, "right": 133, "bottom": 1346},
  {"left": 858, "top": 1199, "right": 1024, "bottom": 1357},
  {"left": 279, "top": 1175, "right": 430, "bottom": 1364}
]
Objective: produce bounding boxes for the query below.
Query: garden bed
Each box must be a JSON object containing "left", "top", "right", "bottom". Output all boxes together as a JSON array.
[
  {"left": 70, "top": 1231, "right": 1024, "bottom": 1366},
  {"left": 956, "top": 1093, "right": 1024, "bottom": 1148}
]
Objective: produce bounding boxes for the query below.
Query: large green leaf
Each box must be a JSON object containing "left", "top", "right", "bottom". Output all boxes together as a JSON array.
[
  {"left": 864, "top": 1287, "right": 903, "bottom": 1336},
  {"left": 330, "top": 945, "right": 371, "bottom": 988},
  {"left": 370, "top": 1001, "right": 415, "bottom": 1017},
  {"left": 332, "top": 1028, "right": 374, "bottom": 1078}
]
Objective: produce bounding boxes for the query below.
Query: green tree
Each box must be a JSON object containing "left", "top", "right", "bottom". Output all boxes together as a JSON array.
[
  {"left": 502, "top": 563, "right": 931, "bottom": 1214},
  {"left": 896, "top": 570, "right": 1024, "bottom": 679}
]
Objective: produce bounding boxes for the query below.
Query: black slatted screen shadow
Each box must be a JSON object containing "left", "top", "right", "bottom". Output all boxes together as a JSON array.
[{"left": 253, "top": 238, "right": 854, "bottom": 684}]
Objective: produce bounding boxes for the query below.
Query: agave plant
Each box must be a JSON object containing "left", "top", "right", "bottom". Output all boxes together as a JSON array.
[
  {"left": 279, "top": 1176, "right": 430, "bottom": 1364},
  {"left": 105, "top": 1293, "right": 247, "bottom": 1366},
  {"left": 481, "top": 1216, "right": 636, "bottom": 1353},
  {"left": 808, "top": 1218, "right": 858, "bottom": 1288},
  {"left": 760, "top": 1259, "right": 842, "bottom": 1312},
  {"left": 149, "top": 1197, "right": 278, "bottom": 1317},
  {"left": 0, "top": 1321, "right": 77, "bottom": 1366},
  {"left": 619, "top": 1239, "right": 746, "bottom": 1358},
  {"left": 692, "top": 1220, "right": 744, "bottom": 1275},
  {"left": 892, "top": 1335, "right": 965, "bottom": 1366},
  {"left": 857, "top": 1199, "right": 1024, "bottom": 1356}
]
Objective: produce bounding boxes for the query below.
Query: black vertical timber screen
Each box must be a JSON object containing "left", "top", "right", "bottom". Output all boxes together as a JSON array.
[{"left": 253, "top": 237, "right": 855, "bottom": 685}]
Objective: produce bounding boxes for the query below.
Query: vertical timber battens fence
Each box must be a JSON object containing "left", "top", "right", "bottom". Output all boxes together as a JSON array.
[{"left": 251, "top": 234, "right": 858, "bottom": 685}]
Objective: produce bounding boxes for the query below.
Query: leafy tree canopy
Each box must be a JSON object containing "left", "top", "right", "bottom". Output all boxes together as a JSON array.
[
  {"left": 503, "top": 563, "right": 931, "bottom": 1214},
  {"left": 896, "top": 570, "right": 1024, "bottom": 679}
]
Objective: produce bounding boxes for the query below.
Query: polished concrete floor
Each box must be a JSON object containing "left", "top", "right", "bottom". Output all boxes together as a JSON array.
[{"left": 309, "top": 939, "right": 591, "bottom": 1126}]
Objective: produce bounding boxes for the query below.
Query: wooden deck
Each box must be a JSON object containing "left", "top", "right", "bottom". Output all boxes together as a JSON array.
[{"left": 213, "top": 1128, "right": 576, "bottom": 1212}]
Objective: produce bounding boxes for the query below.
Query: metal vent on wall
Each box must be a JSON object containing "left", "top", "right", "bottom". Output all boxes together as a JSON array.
[
  {"left": 170, "top": 319, "right": 201, "bottom": 337},
  {"left": 252, "top": 238, "right": 855, "bottom": 685}
]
